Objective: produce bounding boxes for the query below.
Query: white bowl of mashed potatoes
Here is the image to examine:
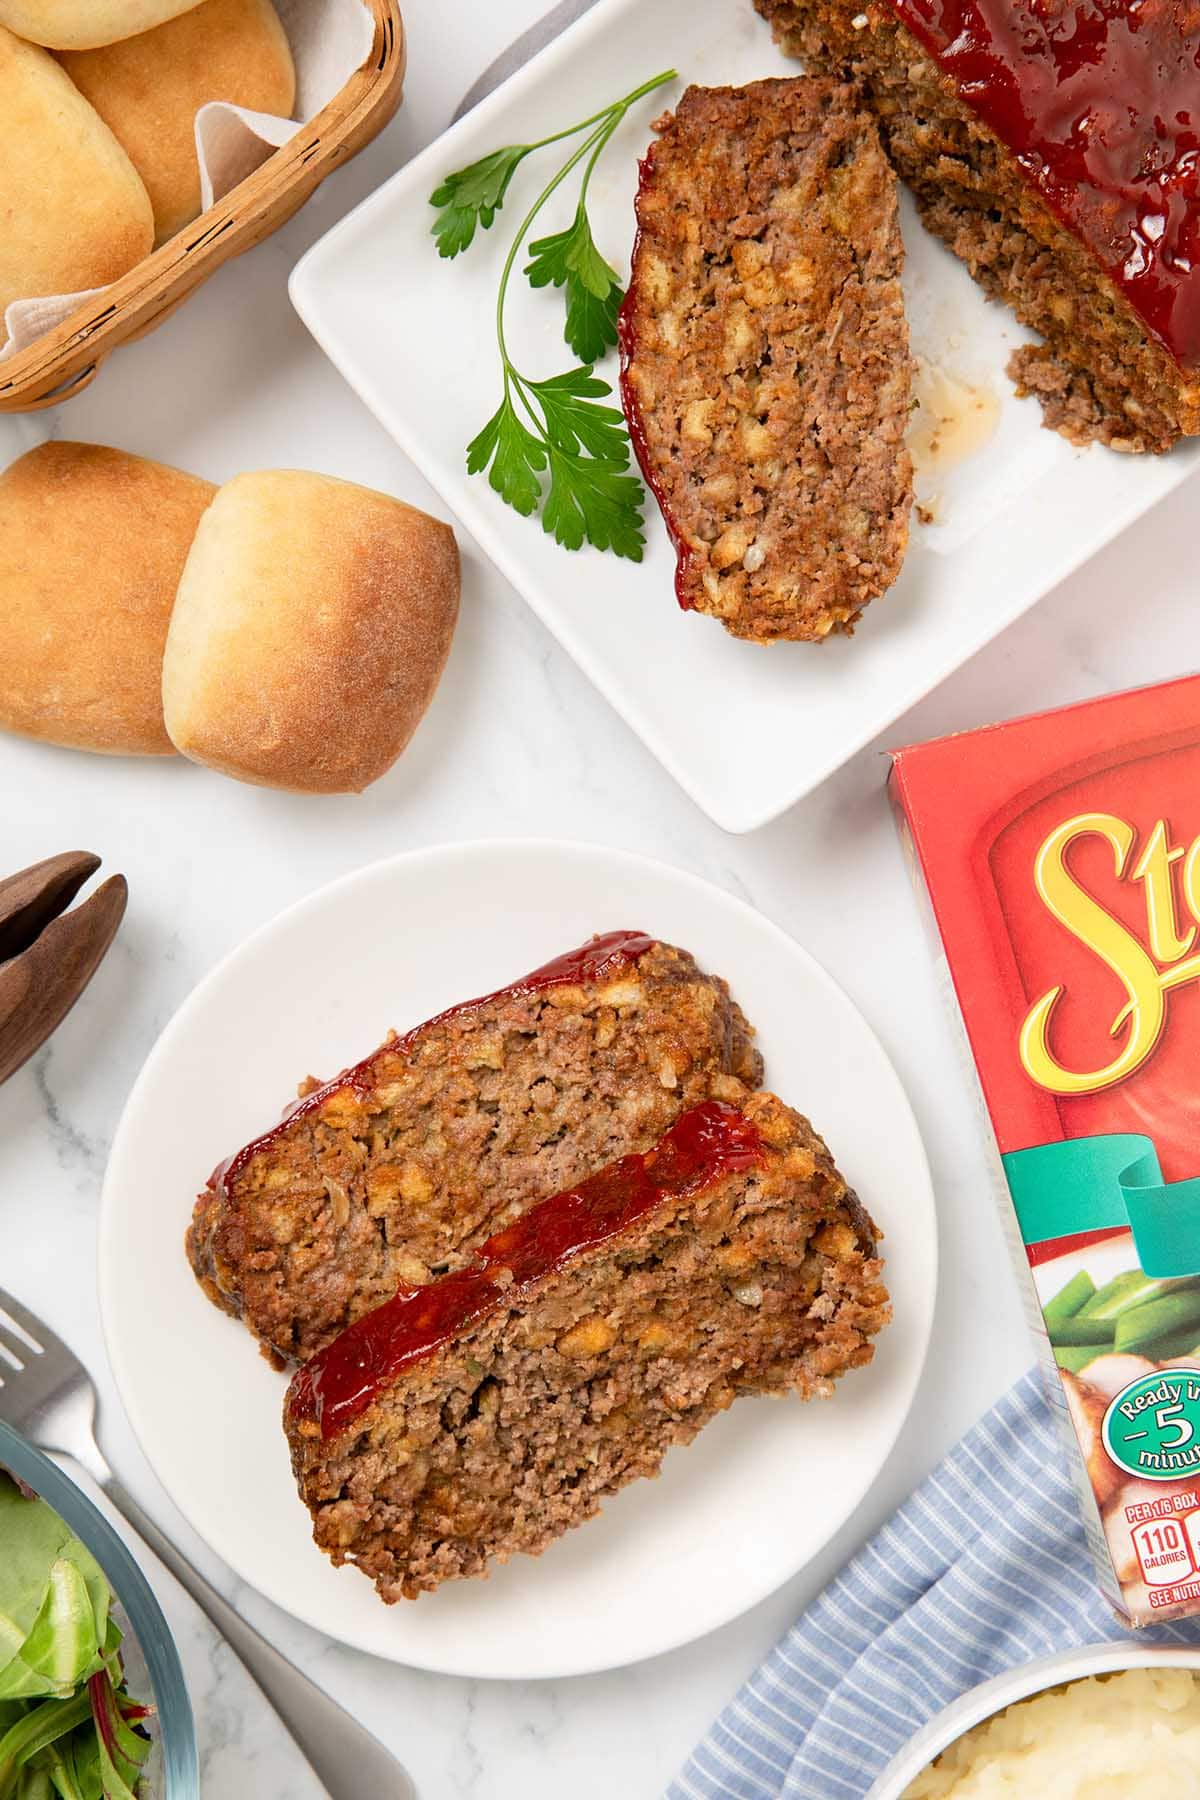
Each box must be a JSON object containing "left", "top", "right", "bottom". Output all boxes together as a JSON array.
[{"left": 867, "top": 1643, "right": 1200, "bottom": 1799}]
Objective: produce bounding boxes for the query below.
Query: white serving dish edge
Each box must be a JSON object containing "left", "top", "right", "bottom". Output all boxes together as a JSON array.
[{"left": 868, "top": 1640, "right": 1200, "bottom": 1798}]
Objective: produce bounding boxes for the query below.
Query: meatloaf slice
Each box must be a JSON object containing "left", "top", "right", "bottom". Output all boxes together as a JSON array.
[
  {"left": 755, "top": 0, "right": 1200, "bottom": 453},
  {"left": 618, "top": 77, "right": 913, "bottom": 642},
  {"left": 285, "top": 1093, "right": 889, "bottom": 1601},
  {"left": 187, "top": 931, "right": 762, "bottom": 1365}
]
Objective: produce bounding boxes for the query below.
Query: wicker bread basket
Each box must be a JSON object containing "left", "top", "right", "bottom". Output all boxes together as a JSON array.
[{"left": 0, "top": 0, "right": 405, "bottom": 413}]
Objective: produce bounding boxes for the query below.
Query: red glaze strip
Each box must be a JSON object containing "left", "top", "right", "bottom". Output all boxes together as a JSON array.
[
  {"left": 879, "top": 0, "right": 1200, "bottom": 368},
  {"left": 285, "top": 1099, "right": 765, "bottom": 1441},
  {"left": 618, "top": 145, "right": 699, "bottom": 612},
  {"left": 211, "top": 930, "right": 656, "bottom": 1195}
]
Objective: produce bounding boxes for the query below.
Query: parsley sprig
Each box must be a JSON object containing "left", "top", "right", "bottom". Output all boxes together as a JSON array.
[{"left": 430, "top": 72, "right": 676, "bottom": 561}]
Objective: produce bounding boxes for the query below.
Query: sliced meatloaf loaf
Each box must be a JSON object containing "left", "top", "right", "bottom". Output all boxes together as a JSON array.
[
  {"left": 286, "top": 1093, "right": 889, "bottom": 1600},
  {"left": 618, "top": 77, "right": 913, "bottom": 642},
  {"left": 756, "top": 0, "right": 1200, "bottom": 453},
  {"left": 187, "top": 931, "right": 762, "bottom": 1364}
]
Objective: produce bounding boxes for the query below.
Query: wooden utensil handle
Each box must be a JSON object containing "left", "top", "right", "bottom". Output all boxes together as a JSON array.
[{"left": 0, "top": 875, "right": 126, "bottom": 1086}]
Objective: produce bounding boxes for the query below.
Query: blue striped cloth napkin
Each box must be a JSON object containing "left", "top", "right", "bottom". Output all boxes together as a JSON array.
[{"left": 670, "top": 1369, "right": 1200, "bottom": 1799}]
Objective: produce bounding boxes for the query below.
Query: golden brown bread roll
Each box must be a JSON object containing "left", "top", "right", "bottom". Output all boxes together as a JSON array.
[
  {"left": 0, "top": 28, "right": 153, "bottom": 340},
  {"left": 162, "top": 471, "right": 461, "bottom": 793},
  {"left": 59, "top": 0, "right": 296, "bottom": 244},
  {"left": 0, "top": 443, "right": 216, "bottom": 757},
  {"left": 0, "top": 0, "right": 204, "bottom": 48}
]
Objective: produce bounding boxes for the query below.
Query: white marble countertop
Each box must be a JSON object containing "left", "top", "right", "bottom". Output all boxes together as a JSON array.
[{"left": 2, "top": 2, "right": 1198, "bottom": 1794}]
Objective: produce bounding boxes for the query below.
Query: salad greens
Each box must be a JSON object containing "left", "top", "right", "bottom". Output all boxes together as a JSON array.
[
  {"left": 0, "top": 1474, "right": 151, "bottom": 1799},
  {"left": 429, "top": 71, "right": 677, "bottom": 561}
]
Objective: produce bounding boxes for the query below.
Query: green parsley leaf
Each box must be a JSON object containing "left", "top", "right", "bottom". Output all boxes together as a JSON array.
[
  {"left": 531, "top": 368, "right": 632, "bottom": 465},
  {"left": 436, "top": 70, "right": 676, "bottom": 559},
  {"left": 469, "top": 384, "right": 645, "bottom": 558},
  {"left": 466, "top": 396, "right": 545, "bottom": 516},
  {"left": 429, "top": 145, "right": 530, "bottom": 258},
  {"left": 543, "top": 445, "right": 645, "bottom": 561},
  {"left": 524, "top": 206, "right": 624, "bottom": 362}
]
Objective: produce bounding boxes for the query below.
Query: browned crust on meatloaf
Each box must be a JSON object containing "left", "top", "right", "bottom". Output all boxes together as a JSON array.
[
  {"left": 755, "top": 0, "right": 1200, "bottom": 452},
  {"left": 620, "top": 77, "right": 913, "bottom": 642},
  {"left": 286, "top": 1091, "right": 889, "bottom": 1601},
  {"left": 187, "top": 937, "right": 762, "bottom": 1365}
]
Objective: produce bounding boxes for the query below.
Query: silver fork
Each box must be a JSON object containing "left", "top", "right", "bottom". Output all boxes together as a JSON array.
[{"left": 0, "top": 1286, "right": 414, "bottom": 1800}]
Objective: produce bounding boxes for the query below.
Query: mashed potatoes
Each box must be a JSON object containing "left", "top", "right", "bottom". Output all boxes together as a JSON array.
[{"left": 905, "top": 1667, "right": 1200, "bottom": 1799}]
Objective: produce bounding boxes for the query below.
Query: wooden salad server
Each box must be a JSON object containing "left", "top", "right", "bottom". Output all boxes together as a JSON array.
[{"left": 0, "top": 852, "right": 127, "bottom": 1086}]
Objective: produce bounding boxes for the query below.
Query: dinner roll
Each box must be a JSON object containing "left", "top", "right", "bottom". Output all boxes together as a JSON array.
[
  {"left": 59, "top": 0, "right": 296, "bottom": 244},
  {"left": 0, "top": 0, "right": 203, "bottom": 48},
  {"left": 0, "top": 443, "right": 215, "bottom": 757},
  {"left": 0, "top": 28, "right": 153, "bottom": 339},
  {"left": 162, "top": 471, "right": 461, "bottom": 794}
]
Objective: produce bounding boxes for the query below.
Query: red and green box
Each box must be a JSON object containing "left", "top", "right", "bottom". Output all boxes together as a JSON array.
[{"left": 892, "top": 673, "right": 1200, "bottom": 1623}]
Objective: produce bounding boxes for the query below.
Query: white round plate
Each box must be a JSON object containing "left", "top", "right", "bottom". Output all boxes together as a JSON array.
[{"left": 100, "top": 840, "right": 937, "bottom": 1679}]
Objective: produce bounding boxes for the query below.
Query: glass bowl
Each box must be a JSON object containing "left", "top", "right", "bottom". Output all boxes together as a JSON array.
[{"left": 0, "top": 1419, "right": 199, "bottom": 1798}]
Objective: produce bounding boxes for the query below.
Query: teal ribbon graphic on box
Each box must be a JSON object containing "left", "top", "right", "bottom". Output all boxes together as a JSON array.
[{"left": 1003, "top": 1135, "right": 1200, "bottom": 1276}]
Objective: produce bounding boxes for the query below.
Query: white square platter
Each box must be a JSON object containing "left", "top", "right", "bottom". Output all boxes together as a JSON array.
[{"left": 290, "top": 0, "right": 1200, "bottom": 833}]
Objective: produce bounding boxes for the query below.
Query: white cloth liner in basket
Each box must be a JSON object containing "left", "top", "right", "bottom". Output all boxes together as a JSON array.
[{"left": 0, "top": 0, "right": 374, "bottom": 360}]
